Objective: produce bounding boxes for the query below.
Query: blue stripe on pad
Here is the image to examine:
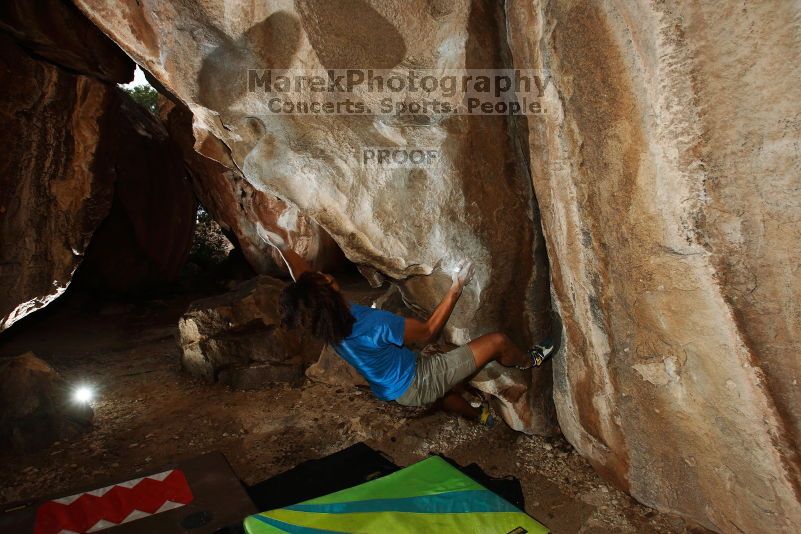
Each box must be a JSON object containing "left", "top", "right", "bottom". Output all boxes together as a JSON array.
[{"left": 284, "top": 489, "right": 519, "bottom": 515}]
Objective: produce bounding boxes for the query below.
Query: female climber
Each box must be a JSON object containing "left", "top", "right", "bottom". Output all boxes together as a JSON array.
[{"left": 257, "top": 226, "right": 556, "bottom": 426}]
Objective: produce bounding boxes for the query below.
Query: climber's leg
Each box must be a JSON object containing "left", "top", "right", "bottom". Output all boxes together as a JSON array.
[
  {"left": 469, "top": 332, "right": 558, "bottom": 370},
  {"left": 468, "top": 332, "right": 527, "bottom": 368},
  {"left": 395, "top": 345, "right": 476, "bottom": 407},
  {"left": 439, "top": 389, "right": 479, "bottom": 419}
]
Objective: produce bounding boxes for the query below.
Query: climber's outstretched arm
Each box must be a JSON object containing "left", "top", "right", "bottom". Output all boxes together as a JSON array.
[{"left": 404, "top": 260, "right": 474, "bottom": 346}]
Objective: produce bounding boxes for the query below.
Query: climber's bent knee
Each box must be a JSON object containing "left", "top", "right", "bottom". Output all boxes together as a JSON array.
[
  {"left": 395, "top": 345, "right": 476, "bottom": 406},
  {"left": 468, "top": 332, "right": 509, "bottom": 367}
]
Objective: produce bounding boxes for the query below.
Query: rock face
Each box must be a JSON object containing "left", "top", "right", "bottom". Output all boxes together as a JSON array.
[
  {"left": 178, "top": 275, "right": 323, "bottom": 388},
  {"left": 0, "top": 6, "right": 194, "bottom": 325},
  {"left": 160, "top": 99, "right": 347, "bottom": 276},
  {"left": 74, "top": 0, "right": 554, "bottom": 433},
  {"left": 74, "top": 95, "right": 197, "bottom": 294},
  {"left": 0, "top": 33, "right": 118, "bottom": 331},
  {"left": 0, "top": 28, "right": 195, "bottom": 326},
  {"left": 0, "top": 352, "right": 93, "bottom": 453},
  {"left": 505, "top": 1, "right": 801, "bottom": 532},
  {"left": 0, "top": 0, "right": 133, "bottom": 83}
]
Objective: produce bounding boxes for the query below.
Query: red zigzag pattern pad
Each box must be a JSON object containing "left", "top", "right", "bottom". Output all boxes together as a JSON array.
[{"left": 34, "top": 469, "right": 194, "bottom": 534}]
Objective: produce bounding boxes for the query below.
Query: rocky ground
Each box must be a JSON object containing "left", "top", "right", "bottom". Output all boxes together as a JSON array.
[{"left": 0, "top": 282, "right": 695, "bottom": 533}]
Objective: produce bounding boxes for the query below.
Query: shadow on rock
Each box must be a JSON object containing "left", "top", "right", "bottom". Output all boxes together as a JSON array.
[
  {"left": 197, "top": 10, "right": 302, "bottom": 110},
  {"left": 295, "top": 0, "right": 406, "bottom": 69}
]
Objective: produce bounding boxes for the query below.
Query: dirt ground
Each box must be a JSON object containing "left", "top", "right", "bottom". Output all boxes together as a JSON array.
[{"left": 0, "top": 282, "right": 695, "bottom": 533}]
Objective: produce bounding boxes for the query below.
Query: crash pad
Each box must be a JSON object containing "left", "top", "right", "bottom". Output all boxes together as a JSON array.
[{"left": 244, "top": 455, "right": 548, "bottom": 533}]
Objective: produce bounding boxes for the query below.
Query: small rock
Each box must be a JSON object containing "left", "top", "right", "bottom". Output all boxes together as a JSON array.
[{"left": 128, "top": 443, "right": 138, "bottom": 448}]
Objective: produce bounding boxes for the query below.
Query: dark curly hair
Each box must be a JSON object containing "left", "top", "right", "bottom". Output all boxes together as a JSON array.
[{"left": 279, "top": 272, "right": 355, "bottom": 344}]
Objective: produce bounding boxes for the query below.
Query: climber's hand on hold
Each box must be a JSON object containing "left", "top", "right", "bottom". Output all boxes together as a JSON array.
[{"left": 451, "top": 259, "right": 475, "bottom": 293}]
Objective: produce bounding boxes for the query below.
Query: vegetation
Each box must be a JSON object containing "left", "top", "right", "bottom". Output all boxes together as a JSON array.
[
  {"left": 122, "top": 85, "right": 158, "bottom": 114},
  {"left": 189, "top": 207, "right": 232, "bottom": 267}
]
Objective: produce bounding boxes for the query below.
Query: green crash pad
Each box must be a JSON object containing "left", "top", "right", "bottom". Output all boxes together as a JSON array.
[{"left": 244, "top": 456, "right": 548, "bottom": 533}]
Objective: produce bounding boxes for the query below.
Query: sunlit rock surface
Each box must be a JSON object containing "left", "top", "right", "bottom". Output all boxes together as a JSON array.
[
  {"left": 505, "top": 1, "right": 801, "bottom": 531},
  {"left": 75, "top": 0, "right": 554, "bottom": 433}
]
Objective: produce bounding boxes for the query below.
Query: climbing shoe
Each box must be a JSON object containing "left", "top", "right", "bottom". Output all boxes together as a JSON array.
[
  {"left": 479, "top": 403, "right": 495, "bottom": 428},
  {"left": 518, "top": 337, "right": 558, "bottom": 370}
]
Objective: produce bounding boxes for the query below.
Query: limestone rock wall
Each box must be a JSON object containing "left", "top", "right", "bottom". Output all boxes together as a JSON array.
[
  {"left": 0, "top": 0, "right": 350, "bottom": 329},
  {"left": 505, "top": 1, "right": 801, "bottom": 531},
  {"left": 0, "top": 5, "right": 193, "bottom": 325},
  {"left": 74, "top": 0, "right": 554, "bottom": 433}
]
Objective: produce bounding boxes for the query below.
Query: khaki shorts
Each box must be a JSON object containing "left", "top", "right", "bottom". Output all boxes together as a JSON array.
[{"left": 395, "top": 344, "right": 477, "bottom": 407}]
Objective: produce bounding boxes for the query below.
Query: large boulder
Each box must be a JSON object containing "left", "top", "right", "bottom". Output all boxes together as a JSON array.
[
  {"left": 0, "top": 6, "right": 193, "bottom": 326},
  {"left": 178, "top": 275, "right": 323, "bottom": 388},
  {"left": 73, "top": 0, "right": 554, "bottom": 434},
  {"left": 0, "top": 34, "right": 116, "bottom": 331},
  {"left": 0, "top": 0, "right": 133, "bottom": 83},
  {"left": 73, "top": 95, "right": 197, "bottom": 294},
  {"left": 0, "top": 352, "right": 93, "bottom": 453},
  {"left": 505, "top": 1, "right": 801, "bottom": 532}
]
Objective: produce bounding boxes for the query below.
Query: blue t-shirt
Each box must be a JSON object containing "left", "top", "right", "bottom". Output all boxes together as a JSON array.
[{"left": 333, "top": 303, "right": 417, "bottom": 401}]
